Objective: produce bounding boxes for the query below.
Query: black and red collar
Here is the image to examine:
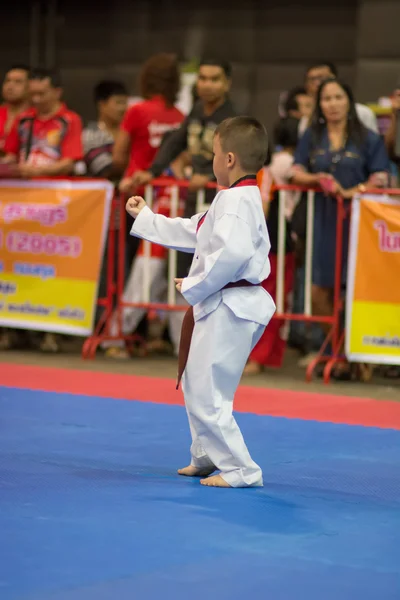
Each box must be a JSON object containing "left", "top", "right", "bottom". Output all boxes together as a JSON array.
[{"left": 229, "top": 174, "right": 258, "bottom": 188}]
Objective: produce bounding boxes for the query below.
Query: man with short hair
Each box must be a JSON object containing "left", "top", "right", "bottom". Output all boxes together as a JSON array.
[
  {"left": 131, "top": 59, "right": 236, "bottom": 345},
  {"left": 82, "top": 80, "right": 128, "bottom": 178},
  {"left": 0, "top": 65, "right": 30, "bottom": 155},
  {"left": 300, "top": 61, "right": 378, "bottom": 134},
  {"left": 132, "top": 58, "right": 235, "bottom": 196},
  {"left": 3, "top": 68, "right": 83, "bottom": 353},
  {"left": 4, "top": 68, "right": 83, "bottom": 178}
]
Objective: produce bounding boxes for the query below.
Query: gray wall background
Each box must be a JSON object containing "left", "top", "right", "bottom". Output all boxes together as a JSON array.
[{"left": 1, "top": 0, "right": 399, "bottom": 134}]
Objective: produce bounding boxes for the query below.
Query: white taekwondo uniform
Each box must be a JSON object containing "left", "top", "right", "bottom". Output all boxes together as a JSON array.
[{"left": 130, "top": 176, "right": 276, "bottom": 487}]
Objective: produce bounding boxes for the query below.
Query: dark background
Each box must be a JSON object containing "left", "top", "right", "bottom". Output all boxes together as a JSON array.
[{"left": 1, "top": 0, "right": 399, "bottom": 132}]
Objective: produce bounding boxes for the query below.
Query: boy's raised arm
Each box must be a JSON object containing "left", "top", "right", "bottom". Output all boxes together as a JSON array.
[{"left": 126, "top": 196, "right": 199, "bottom": 254}]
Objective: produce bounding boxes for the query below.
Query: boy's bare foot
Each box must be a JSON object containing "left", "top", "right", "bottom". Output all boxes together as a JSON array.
[
  {"left": 178, "top": 465, "right": 216, "bottom": 478},
  {"left": 200, "top": 475, "right": 232, "bottom": 488}
]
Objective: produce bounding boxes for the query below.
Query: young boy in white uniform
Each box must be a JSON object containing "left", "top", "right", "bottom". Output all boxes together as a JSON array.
[{"left": 126, "top": 116, "right": 275, "bottom": 488}]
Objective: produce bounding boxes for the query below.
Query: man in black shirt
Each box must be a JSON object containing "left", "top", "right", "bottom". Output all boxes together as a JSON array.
[
  {"left": 130, "top": 59, "right": 236, "bottom": 351},
  {"left": 131, "top": 58, "right": 236, "bottom": 276}
]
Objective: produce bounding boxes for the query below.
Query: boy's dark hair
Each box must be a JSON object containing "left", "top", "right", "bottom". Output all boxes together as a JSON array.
[
  {"left": 94, "top": 80, "right": 128, "bottom": 104},
  {"left": 273, "top": 117, "right": 299, "bottom": 149},
  {"left": 199, "top": 58, "right": 232, "bottom": 79},
  {"left": 306, "top": 61, "right": 338, "bottom": 78},
  {"left": 284, "top": 86, "right": 307, "bottom": 114},
  {"left": 30, "top": 67, "right": 61, "bottom": 88},
  {"left": 6, "top": 64, "right": 30, "bottom": 76},
  {"left": 139, "top": 53, "right": 180, "bottom": 107},
  {"left": 215, "top": 116, "right": 268, "bottom": 173}
]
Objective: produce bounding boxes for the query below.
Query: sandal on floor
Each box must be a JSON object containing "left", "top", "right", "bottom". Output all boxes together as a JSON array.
[
  {"left": 105, "top": 347, "right": 130, "bottom": 360},
  {"left": 39, "top": 333, "right": 60, "bottom": 353},
  {"left": 331, "top": 362, "right": 374, "bottom": 382},
  {"left": 331, "top": 362, "right": 354, "bottom": 381}
]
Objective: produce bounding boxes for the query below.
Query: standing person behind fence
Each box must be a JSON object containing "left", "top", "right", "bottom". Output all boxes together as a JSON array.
[
  {"left": 0, "top": 65, "right": 31, "bottom": 351},
  {"left": 113, "top": 53, "right": 184, "bottom": 270},
  {"left": 81, "top": 80, "right": 128, "bottom": 325},
  {"left": 131, "top": 59, "right": 236, "bottom": 347},
  {"left": 126, "top": 116, "right": 275, "bottom": 488},
  {"left": 300, "top": 62, "right": 378, "bottom": 136},
  {"left": 291, "top": 79, "right": 389, "bottom": 380},
  {"left": 3, "top": 68, "right": 83, "bottom": 353},
  {"left": 244, "top": 117, "right": 299, "bottom": 375},
  {"left": 82, "top": 80, "right": 128, "bottom": 178},
  {"left": 0, "top": 65, "right": 30, "bottom": 156},
  {"left": 103, "top": 132, "right": 190, "bottom": 359}
]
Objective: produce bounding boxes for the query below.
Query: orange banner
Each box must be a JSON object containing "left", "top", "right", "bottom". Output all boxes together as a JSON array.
[
  {"left": 346, "top": 194, "right": 400, "bottom": 364},
  {"left": 0, "top": 179, "right": 113, "bottom": 335}
]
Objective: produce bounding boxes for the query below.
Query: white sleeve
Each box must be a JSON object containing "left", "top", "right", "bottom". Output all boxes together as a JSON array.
[
  {"left": 356, "top": 103, "right": 379, "bottom": 134},
  {"left": 130, "top": 205, "right": 199, "bottom": 253},
  {"left": 181, "top": 213, "right": 255, "bottom": 305}
]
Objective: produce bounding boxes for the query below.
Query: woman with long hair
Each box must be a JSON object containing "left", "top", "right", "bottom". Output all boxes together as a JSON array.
[
  {"left": 105, "top": 55, "right": 184, "bottom": 359},
  {"left": 291, "top": 78, "right": 389, "bottom": 379},
  {"left": 113, "top": 53, "right": 183, "bottom": 186}
]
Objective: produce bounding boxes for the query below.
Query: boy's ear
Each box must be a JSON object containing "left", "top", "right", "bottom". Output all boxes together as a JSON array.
[{"left": 227, "top": 151, "right": 235, "bottom": 167}]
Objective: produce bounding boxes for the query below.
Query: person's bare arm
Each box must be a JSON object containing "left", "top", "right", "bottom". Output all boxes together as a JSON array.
[
  {"left": 18, "top": 159, "right": 75, "bottom": 177},
  {"left": 112, "top": 129, "right": 131, "bottom": 172},
  {"left": 384, "top": 90, "right": 400, "bottom": 157},
  {"left": 290, "top": 168, "right": 321, "bottom": 187}
]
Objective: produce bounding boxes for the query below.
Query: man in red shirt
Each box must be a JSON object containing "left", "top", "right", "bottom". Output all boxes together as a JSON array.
[
  {"left": 113, "top": 53, "right": 184, "bottom": 192},
  {"left": 4, "top": 68, "right": 83, "bottom": 177},
  {"left": 2, "top": 68, "right": 83, "bottom": 353},
  {"left": 0, "top": 65, "right": 30, "bottom": 156}
]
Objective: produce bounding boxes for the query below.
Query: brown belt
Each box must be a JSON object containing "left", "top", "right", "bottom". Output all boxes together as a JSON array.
[{"left": 176, "top": 280, "right": 261, "bottom": 389}]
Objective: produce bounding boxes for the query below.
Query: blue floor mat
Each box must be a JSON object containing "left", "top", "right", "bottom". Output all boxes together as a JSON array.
[{"left": 1, "top": 387, "right": 400, "bottom": 600}]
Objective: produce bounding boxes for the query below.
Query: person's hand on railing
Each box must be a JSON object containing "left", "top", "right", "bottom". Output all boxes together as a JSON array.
[
  {"left": 126, "top": 195, "right": 146, "bottom": 218},
  {"left": 17, "top": 163, "right": 44, "bottom": 178},
  {"left": 119, "top": 177, "right": 135, "bottom": 194},
  {"left": 317, "top": 173, "right": 341, "bottom": 196},
  {"left": 188, "top": 174, "right": 211, "bottom": 192},
  {"left": 131, "top": 170, "right": 153, "bottom": 189}
]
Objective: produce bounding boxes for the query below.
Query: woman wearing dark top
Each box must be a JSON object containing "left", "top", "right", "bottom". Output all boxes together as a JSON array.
[{"left": 291, "top": 79, "right": 390, "bottom": 378}]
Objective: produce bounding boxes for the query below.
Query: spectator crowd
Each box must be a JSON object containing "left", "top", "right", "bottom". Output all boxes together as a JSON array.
[{"left": 0, "top": 54, "right": 399, "bottom": 382}]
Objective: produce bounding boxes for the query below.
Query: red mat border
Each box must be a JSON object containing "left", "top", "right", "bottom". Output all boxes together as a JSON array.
[{"left": 1, "top": 362, "right": 400, "bottom": 430}]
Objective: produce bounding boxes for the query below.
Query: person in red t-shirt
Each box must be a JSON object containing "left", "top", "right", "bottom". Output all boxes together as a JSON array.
[
  {"left": 0, "top": 65, "right": 31, "bottom": 351},
  {"left": 103, "top": 151, "right": 190, "bottom": 359},
  {"left": 0, "top": 65, "right": 31, "bottom": 157},
  {"left": 2, "top": 68, "right": 83, "bottom": 353},
  {"left": 113, "top": 53, "right": 184, "bottom": 193},
  {"left": 4, "top": 68, "right": 83, "bottom": 178}
]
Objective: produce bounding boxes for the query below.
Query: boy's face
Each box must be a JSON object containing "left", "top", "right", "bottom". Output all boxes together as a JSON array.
[
  {"left": 212, "top": 134, "right": 230, "bottom": 188},
  {"left": 296, "top": 93, "right": 313, "bottom": 118}
]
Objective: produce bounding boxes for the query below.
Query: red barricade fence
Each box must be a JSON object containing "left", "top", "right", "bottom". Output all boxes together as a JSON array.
[
  {"left": 83, "top": 179, "right": 349, "bottom": 383},
  {"left": 0, "top": 174, "right": 398, "bottom": 383}
]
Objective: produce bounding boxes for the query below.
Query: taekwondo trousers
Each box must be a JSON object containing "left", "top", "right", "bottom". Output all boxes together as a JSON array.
[{"left": 182, "top": 301, "right": 265, "bottom": 487}]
